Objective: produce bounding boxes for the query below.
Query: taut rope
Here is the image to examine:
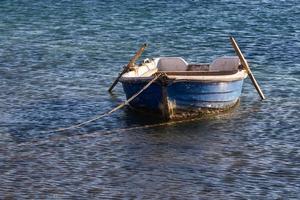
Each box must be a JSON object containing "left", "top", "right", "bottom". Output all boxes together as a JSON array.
[{"left": 51, "top": 74, "right": 162, "bottom": 132}]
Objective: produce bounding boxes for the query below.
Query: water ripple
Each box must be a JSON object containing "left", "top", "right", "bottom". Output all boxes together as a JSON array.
[{"left": 0, "top": 0, "right": 299, "bottom": 199}]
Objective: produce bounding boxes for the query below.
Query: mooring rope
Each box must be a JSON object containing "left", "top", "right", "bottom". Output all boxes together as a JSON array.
[
  {"left": 94, "top": 117, "right": 200, "bottom": 135},
  {"left": 51, "top": 74, "right": 162, "bottom": 132}
]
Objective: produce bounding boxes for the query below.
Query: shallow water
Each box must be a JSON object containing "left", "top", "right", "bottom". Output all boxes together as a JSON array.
[{"left": 0, "top": 0, "right": 299, "bottom": 199}]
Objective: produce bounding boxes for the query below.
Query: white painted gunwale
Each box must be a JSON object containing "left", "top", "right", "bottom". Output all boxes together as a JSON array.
[
  {"left": 119, "top": 57, "right": 248, "bottom": 83},
  {"left": 120, "top": 70, "right": 247, "bottom": 82}
]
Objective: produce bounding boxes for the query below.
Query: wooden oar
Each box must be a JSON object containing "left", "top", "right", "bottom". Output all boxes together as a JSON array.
[
  {"left": 229, "top": 37, "right": 266, "bottom": 100},
  {"left": 108, "top": 43, "right": 148, "bottom": 93}
]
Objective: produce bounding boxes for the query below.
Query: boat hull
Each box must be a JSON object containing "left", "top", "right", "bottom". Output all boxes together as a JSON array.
[{"left": 121, "top": 78, "right": 244, "bottom": 119}]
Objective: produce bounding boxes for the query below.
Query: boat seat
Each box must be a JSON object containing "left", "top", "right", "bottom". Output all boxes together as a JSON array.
[
  {"left": 157, "top": 57, "right": 188, "bottom": 71},
  {"left": 209, "top": 56, "right": 241, "bottom": 71}
]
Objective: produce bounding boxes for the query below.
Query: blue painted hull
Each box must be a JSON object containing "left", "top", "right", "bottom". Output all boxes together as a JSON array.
[{"left": 121, "top": 79, "right": 244, "bottom": 119}]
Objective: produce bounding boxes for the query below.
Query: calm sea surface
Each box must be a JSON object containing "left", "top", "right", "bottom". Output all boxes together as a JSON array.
[{"left": 0, "top": 0, "right": 299, "bottom": 199}]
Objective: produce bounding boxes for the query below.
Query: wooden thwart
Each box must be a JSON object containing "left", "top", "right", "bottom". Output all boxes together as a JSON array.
[
  {"left": 163, "top": 70, "right": 238, "bottom": 76},
  {"left": 230, "top": 37, "right": 266, "bottom": 100}
]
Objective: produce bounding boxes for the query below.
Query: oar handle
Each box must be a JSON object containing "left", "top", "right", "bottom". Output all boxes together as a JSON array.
[
  {"left": 108, "top": 43, "right": 148, "bottom": 93},
  {"left": 107, "top": 65, "right": 127, "bottom": 93},
  {"left": 127, "top": 43, "right": 148, "bottom": 69},
  {"left": 230, "top": 37, "right": 266, "bottom": 100}
]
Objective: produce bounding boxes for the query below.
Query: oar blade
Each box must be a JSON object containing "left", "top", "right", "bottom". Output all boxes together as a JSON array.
[
  {"left": 230, "top": 36, "right": 266, "bottom": 100},
  {"left": 108, "top": 43, "right": 148, "bottom": 93}
]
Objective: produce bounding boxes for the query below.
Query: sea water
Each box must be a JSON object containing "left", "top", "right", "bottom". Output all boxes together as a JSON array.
[{"left": 0, "top": 0, "right": 299, "bottom": 199}]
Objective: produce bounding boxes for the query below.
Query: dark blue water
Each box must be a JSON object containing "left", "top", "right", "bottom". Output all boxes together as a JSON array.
[{"left": 1, "top": 0, "right": 299, "bottom": 199}]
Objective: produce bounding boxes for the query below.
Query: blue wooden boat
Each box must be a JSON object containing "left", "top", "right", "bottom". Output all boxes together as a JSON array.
[{"left": 119, "top": 56, "right": 248, "bottom": 120}]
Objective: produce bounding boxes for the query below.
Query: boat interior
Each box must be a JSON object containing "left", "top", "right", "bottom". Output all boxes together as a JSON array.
[{"left": 123, "top": 56, "right": 243, "bottom": 78}]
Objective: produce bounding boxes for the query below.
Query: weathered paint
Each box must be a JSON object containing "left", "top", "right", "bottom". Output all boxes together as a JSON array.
[
  {"left": 122, "top": 81, "right": 163, "bottom": 111},
  {"left": 121, "top": 78, "right": 244, "bottom": 119},
  {"left": 167, "top": 80, "right": 244, "bottom": 109}
]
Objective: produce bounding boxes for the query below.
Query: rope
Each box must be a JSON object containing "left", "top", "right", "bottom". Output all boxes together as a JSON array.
[
  {"left": 96, "top": 117, "right": 201, "bottom": 135},
  {"left": 51, "top": 74, "right": 162, "bottom": 132},
  {"left": 26, "top": 114, "right": 204, "bottom": 148}
]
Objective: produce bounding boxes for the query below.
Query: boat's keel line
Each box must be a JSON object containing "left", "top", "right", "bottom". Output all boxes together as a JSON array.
[
  {"left": 155, "top": 98, "right": 240, "bottom": 121},
  {"left": 169, "top": 99, "right": 240, "bottom": 120}
]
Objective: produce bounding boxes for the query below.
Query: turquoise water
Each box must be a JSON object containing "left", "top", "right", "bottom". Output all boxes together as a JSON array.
[{"left": 1, "top": 0, "right": 299, "bottom": 199}]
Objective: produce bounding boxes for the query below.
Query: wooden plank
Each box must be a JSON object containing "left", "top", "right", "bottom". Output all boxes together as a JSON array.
[{"left": 163, "top": 70, "right": 238, "bottom": 76}]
